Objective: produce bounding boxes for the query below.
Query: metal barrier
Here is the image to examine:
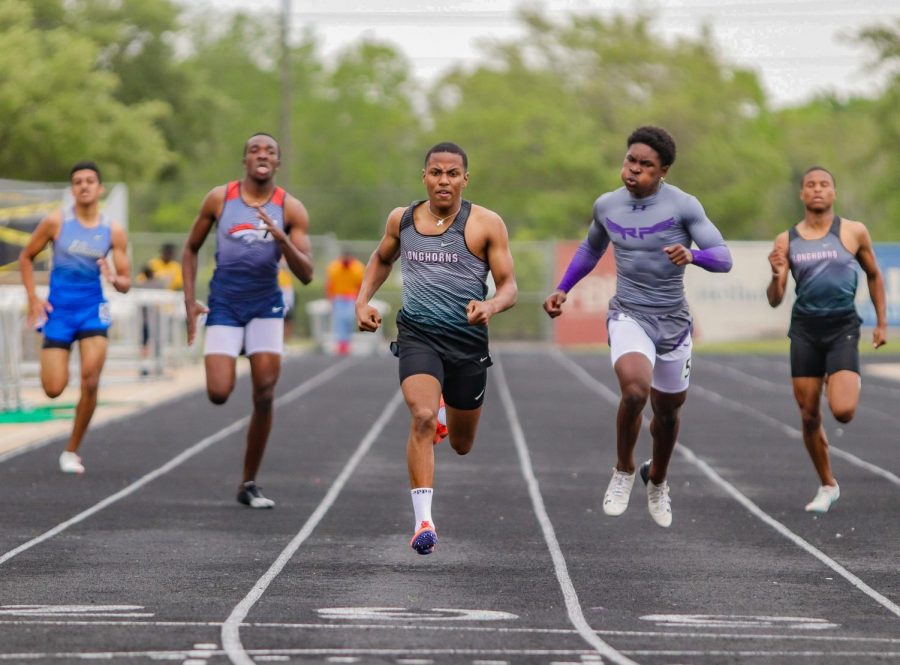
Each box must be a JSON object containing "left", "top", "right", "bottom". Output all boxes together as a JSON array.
[
  {"left": 0, "top": 285, "right": 196, "bottom": 410},
  {"left": 305, "top": 298, "right": 390, "bottom": 355}
]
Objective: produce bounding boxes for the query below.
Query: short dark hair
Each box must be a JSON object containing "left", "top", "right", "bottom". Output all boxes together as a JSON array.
[
  {"left": 424, "top": 142, "right": 468, "bottom": 170},
  {"left": 802, "top": 165, "right": 835, "bottom": 187},
  {"left": 627, "top": 126, "right": 676, "bottom": 167},
  {"left": 69, "top": 161, "right": 102, "bottom": 182},
  {"left": 244, "top": 132, "right": 280, "bottom": 158}
]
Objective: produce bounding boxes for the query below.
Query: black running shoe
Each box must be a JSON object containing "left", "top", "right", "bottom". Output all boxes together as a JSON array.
[
  {"left": 639, "top": 459, "right": 651, "bottom": 486},
  {"left": 236, "top": 481, "right": 275, "bottom": 509}
]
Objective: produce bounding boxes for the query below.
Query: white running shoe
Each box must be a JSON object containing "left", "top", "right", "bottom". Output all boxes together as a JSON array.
[
  {"left": 603, "top": 469, "right": 636, "bottom": 516},
  {"left": 646, "top": 479, "right": 672, "bottom": 527},
  {"left": 59, "top": 451, "right": 84, "bottom": 474},
  {"left": 805, "top": 483, "right": 840, "bottom": 513}
]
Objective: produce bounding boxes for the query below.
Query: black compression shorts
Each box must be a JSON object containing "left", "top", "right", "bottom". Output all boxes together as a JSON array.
[
  {"left": 789, "top": 311, "right": 861, "bottom": 378},
  {"left": 391, "top": 337, "right": 491, "bottom": 410}
]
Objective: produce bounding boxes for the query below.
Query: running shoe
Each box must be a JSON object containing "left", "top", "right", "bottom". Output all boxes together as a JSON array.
[
  {"left": 59, "top": 451, "right": 84, "bottom": 474},
  {"left": 646, "top": 479, "right": 673, "bottom": 527},
  {"left": 410, "top": 520, "right": 437, "bottom": 555},
  {"left": 434, "top": 397, "right": 448, "bottom": 445},
  {"left": 639, "top": 459, "right": 672, "bottom": 527},
  {"left": 236, "top": 481, "right": 275, "bottom": 509},
  {"left": 805, "top": 483, "right": 840, "bottom": 513},
  {"left": 602, "top": 468, "right": 635, "bottom": 516}
]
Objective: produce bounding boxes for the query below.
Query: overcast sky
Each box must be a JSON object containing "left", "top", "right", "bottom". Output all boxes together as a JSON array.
[{"left": 186, "top": 0, "right": 898, "bottom": 108}]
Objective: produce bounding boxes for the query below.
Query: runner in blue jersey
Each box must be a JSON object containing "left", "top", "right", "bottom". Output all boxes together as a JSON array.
[
  {"left": 19, "top": 161, "right": 131, "bottom": 474},
  {"left": 182, "top": 133, "right": 314, "bottom": 509},
  {"left": 544, "top": 126, "right": 732, "bottom": 528},
  {"left": 767, "top": 166, "right": 886, "bottom": 514},
  {"left": 356, "top": 142, "right": 518, "bottom": 554}
]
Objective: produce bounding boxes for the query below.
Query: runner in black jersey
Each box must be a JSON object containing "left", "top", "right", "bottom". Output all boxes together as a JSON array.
[
  {"left": 768, "top": 166, "right": 887, "bottom": 514},
  {"left": 356, "top": 142, "right": 517, "bottom": 555}
]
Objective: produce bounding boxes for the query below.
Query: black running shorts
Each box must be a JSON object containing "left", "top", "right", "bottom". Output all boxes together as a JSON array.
[
  {"left": 789, "top": 311, "right": 861, "bottom": 378},
  {"left": 391, "top": 336, "right": 491, "bottom": 410}
]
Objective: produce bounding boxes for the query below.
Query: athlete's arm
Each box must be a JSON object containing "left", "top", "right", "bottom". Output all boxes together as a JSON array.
[
  {"left": 356, "top": 208, "right": 402, "bottom": 333},
  {"left": 19, "top": 211, "right": 61, "bottom": 327},
  {"left": 181, "top": 187, "right": 222, "bottom": 345},
  {"left": 101, "top": 223, "right": 131, "bottom": 293},
  {"left": 467, "top": 211, "right": 517, "bottom": 326},
  {"left": 543, "top": 216, "right": 610, "bottom": 319},
  {"left": 766, "top": 231, "right": 790, "bottom": 308},
  {"left": 852, "top": 221, "right": 887, "bottom": 348},
  {"left": 279, "top": 195, "right": 314, "bottom": 285},
  {"left": 668, "top": 196, "right": 732, "bottom": 272}
]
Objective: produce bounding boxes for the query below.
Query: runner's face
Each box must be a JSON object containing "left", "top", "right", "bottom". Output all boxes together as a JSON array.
[
  {"left": 69, "top": 169, "right": 103, "bottom": 206},
  {"left": 422, "top": 152, "right": 468, "bottom": 212},
  {"left": 243, "top": 135, "right": 280, "bottom": 182},
  {"left": 800, "top": 170, "right": 836, "bottom": 214},
  {"left": 620, "top": 143, "right": 668, "bottom": 198}
]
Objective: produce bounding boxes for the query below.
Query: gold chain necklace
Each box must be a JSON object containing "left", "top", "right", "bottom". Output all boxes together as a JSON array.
[{"left": 427, "top": 202, "right": 461, "bottom": 227}]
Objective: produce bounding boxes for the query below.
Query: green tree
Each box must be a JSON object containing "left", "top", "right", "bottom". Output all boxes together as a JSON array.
[{"left": 0, "top": 0, "right": 170, "bottom": 181}]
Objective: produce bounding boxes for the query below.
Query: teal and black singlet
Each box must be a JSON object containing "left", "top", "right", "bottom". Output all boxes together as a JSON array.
[
  {"left": 395, "top": 200, "right": 489, "bottom": 362},
  {"left": 788, "top": 216, "right": 859, "bottom": 319}
]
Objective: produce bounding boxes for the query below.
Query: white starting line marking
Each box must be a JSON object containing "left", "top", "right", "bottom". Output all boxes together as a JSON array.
[
  {"left": 317, "top": 608, "right": 518, "bottom": 622},
  {"left": 0, "top": 604, "right": 152, "bottom": 618},
  {"left": 0, "top": 359, "right": 354, "bottom": 568},
  {"left": 641, "top": 614, "right": 838, "bottom": 630},
  {"left": 4, "top": 647, "right": 900, "bottom": 660},
  {"left": 554, "top": 350, "right": 900, "bottom": 621}
]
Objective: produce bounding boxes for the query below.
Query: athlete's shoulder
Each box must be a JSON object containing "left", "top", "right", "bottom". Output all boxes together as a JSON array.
[
  {"left": 594, "top": 187, "right": 626, "bottom": 207},
  {"left": 469, "top": 202, "right": 504, "bottom": 225}
]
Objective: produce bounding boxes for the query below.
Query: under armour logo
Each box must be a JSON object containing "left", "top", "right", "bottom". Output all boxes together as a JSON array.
[{"left": 631, "top": 204, "right": 648, "bottom": 211}]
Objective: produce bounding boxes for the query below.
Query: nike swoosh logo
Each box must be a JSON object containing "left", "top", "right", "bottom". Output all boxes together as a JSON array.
[
  {"left": 480, "top": 356, "right": 488, "bottom": 362},
  {"left": 474, "top": 387, "right": 486, "bottom": 401},
  {"left": 272, "top": 307, "right": 283, "bottom": 312},
  {"left": 441, "top": 241, "right": 452, "bottom": 247}
]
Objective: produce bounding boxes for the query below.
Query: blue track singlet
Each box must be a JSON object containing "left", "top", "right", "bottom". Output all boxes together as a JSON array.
[
  {"left": 208, "top": 181, "right": 286, "bottom": 300},
  {"left": 48, "top": 210, "right": 111, "bottom": 309}
]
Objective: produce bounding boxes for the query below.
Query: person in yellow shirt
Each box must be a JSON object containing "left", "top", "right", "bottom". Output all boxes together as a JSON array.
[
  {"left": 147, "top": 243, "right": 182, "bottom": 291},
  {"left": 325, "top": 250, "right": 364, "bottom": 355}
]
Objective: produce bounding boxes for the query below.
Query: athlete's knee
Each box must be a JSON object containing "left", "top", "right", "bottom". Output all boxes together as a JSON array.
[
  {"left": 207, "top": 387, "right": 231, "bottom": 405},
  {"left": 620, "top": 384, "right": 649, "bottom": 412},
  {"left": 43, "top": 382, "right": 65, "bottom": 399},
  {"left": 798, "top": 406, "right": 822, "bottom": 432},
  {"left": 831, "top": 405, "right": 856, "bottom": 424},
  {"left": 410, "top": 404, "right": 438, "bottom": 437},
  {"left": 252, "top": 386, "right": 275, "bottom": 411},
  {"left": 80, "top": 373, "right": 101, "bottom": 394}
]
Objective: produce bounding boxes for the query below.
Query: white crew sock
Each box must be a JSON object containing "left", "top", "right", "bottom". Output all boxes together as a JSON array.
[{"left": 411, "top": 487, "right": 434, "bottom": 530}]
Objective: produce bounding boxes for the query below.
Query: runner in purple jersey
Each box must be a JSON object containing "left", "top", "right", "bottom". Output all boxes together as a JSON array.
[
  {"left": 19, "top": 161, "right": 131, "bottom": 475},
  {"left": 767, "top": 166, "right": 886, "bottom": 514},
  {"left": 544, "top": 126, "right": 732, "bottom": 528},
  {"left": 182, "top": 133, "right": 314, "bottom": 509}
]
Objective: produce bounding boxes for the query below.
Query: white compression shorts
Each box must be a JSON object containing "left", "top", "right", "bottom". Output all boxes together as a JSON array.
[
  {"left": 608, "top": 314, "right": 692, "bottom": 393},
  {"left": 204, "top": 319, "right": 284, "bottom": 357}
]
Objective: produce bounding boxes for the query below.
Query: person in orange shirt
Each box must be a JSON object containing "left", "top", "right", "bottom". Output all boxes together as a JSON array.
[{"left": 325, "top": 250, "right": 364, "bottom": 355}]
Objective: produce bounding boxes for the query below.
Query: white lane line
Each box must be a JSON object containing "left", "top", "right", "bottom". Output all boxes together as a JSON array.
[
  {"left": 688, "top": 382, "right": 900, "bottom": 487},
  {"left": 494, "top": 356, "right": 639, "bottom": 665},
  {"left": 221, "top": 389, "right": 405, "bottom": 665},
  {"left": 696, "top": 359, "right": 900, "bottom": 485},
  {"left": 553, "top": 350, "right": 900, "bottom": 621},
  {"left": 0, "top": 360, "right": 354, "bottom": 567}
]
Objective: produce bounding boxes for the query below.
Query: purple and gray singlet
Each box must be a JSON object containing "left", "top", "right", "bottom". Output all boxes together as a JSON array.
[{"left": 557, "top": 182, "right": 732, "bottom": 351}]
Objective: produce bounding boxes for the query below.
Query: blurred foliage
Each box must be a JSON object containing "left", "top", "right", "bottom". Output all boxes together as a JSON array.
[{"left": 1, "top": 2, "right": 899, "bottom": 243}]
